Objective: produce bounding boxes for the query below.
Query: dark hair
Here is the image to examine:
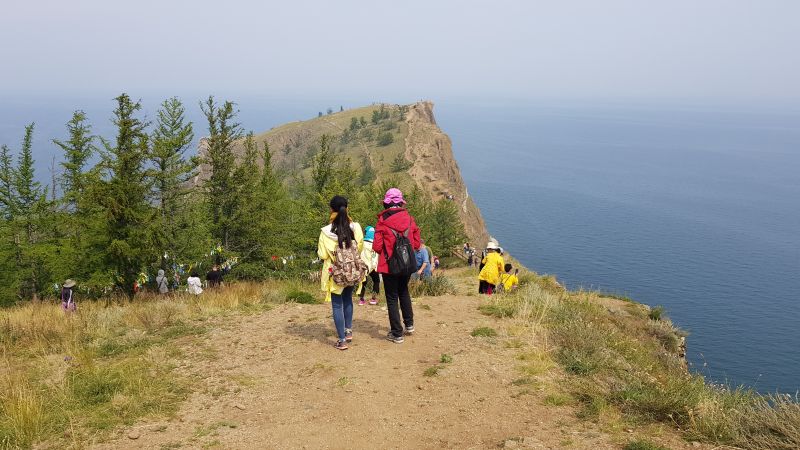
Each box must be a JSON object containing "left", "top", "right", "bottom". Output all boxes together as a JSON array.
[
  {"left": 504, "top": 264, "right": 513, "bottom": 273},
  {"left": 330, "top": 195, "right": 354, "bottom": 248},
  {"left": 191, "top": 271, "right": 198, "bottom": 278},
  {"left": 383, "top": 201, "right": 403, "bottom": 209}
]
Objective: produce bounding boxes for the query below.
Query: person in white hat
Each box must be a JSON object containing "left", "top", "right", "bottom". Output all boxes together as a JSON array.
[
  {"left": 478, "top": 241, "right": 505, "bottom": 295},
  {"left": 61, "top": 279, "right": 77, "bottom": 312}
]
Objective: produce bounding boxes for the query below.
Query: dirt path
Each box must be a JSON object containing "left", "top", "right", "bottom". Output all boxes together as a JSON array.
[{"left": 93, "top": 273, "right": 685, "bottom": 450}]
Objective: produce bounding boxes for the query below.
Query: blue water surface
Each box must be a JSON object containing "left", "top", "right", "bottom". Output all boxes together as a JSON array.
[{"left": 436, "top": 100, "right": 800, "bottom": 394}]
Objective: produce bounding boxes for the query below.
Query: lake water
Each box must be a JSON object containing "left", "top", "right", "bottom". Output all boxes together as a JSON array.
[
  {"left": 436, "top": 100, "right": 800, "bottom": 394},
  {"left": 1, "top": 96, "right": 798, "bottom": 393}
]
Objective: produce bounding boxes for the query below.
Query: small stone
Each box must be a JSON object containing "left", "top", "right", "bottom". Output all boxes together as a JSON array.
[
  {"left": 417, "top": 384, "right": 424, "bottom": 390},
  {"left": 625, "top": 428, "right": 634, "bottom": 433},
  {"left": 691, "top": 442, "right": 701, "bottom": 448},
  {"left": 233, "top": 403, "right": 246, "bottom": 410},
  {"left": 127, "top": 430, "right": 140, "bottom": 440},
  {"left": 504, "top": 440, "right": 520, "bottom": 449},
  {"left": 522, "top": 436, "right": 545, "bottom": 448}
]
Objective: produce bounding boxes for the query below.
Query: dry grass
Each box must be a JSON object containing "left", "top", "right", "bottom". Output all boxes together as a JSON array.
[
  {"left": 0, "top": 280, "right": 310, "bottom": 448},
  {"left": 482, "top": 274, "right": 800, "bottom": 449}
]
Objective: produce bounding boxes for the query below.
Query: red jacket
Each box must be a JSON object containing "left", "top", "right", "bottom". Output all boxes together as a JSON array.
[{"left": 373, "top": 208, "right": 421, "bottom": 274}]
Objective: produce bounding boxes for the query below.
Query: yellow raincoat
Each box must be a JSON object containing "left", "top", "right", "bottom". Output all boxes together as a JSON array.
[
  {"left": 478, "top": 251, "right": 505, "bottom": 286},
  {"left": 317, "top": 222, "right": 364, "bottom": 302}
]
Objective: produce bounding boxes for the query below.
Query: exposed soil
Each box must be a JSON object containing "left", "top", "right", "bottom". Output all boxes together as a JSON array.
[{"left": 93, "top": 270, "right": 697, "bottom": 450}]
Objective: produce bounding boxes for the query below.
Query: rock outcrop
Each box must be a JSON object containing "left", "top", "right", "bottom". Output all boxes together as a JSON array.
[{"left": 404, "top": 101, "right": 490, "bottom": 247}]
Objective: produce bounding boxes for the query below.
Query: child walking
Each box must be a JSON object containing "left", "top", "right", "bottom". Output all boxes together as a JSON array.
[{"left": 358, "top": 226, "right": 381, "bottom": 306}]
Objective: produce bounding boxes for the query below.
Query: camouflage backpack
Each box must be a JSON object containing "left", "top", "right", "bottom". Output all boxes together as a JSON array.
[{"left": 331, "top": 241, "right": 368, "bottom": 287}]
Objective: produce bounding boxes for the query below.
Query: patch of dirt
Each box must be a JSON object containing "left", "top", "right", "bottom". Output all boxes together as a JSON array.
[{"left": 94, "top": 273, "right": 695, "bottom": 450}]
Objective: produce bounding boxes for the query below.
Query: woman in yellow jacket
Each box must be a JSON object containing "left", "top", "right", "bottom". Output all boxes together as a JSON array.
[
  {"left": 478, "top": 241, "right": 505, "bottom": 296},
  {"left": 318, "top": 195, "right": 364, "bottom": 350}
]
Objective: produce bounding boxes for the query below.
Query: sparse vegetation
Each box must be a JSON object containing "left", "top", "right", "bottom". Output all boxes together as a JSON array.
[
  {"left": 481, "top": 279, "right": 800, "bottom": 448},
  {"left": 471, "top": 327, "right": 497, "bottom": 338},
  {"left": 440, "top": 353, "right": 453, "bottom": 364},
  {"left": 409, "top": 275, "right": 455, "bottom": 297},
  {"left": 623, "top": 440, "right": 668, "bottom": 450},
  {"left": 423, "top": 366, "right": 441, "bottom": 377}
]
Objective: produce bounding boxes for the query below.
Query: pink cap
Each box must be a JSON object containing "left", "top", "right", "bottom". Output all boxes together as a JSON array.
[{"left": 383, "top": 187, "right": 406, "bottom": 205}]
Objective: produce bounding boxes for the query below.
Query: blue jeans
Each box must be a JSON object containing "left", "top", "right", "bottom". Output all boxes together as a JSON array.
[{"left": 331, "top": 286, "right": 354, "bottom": 341}]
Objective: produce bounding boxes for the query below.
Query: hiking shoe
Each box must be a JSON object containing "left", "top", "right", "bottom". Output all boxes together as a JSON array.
[
  {"left": 404, "top": 325, "right": 415, "bottom": 335},
  {"left": 386, "top": 333, "right": 404, "bottom": 344},
  {"left": 369, "top": 296, "right": 378, "bottom": 305},
  {"left": 358, "top": 298, "right": 366, "bottom": 306},
  {"left": 334, "top": 340, "right": 349, "bottom": 351},
  {"left": 345, "top": 329, "right": 353, "bottom": 342}
]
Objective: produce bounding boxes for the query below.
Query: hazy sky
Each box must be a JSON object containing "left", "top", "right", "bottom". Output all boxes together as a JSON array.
[{"left": 1, "top": 0, "right": 799, "bottom": 103}]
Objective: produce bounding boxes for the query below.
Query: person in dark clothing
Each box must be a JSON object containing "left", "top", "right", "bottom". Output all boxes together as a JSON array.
[
  {"left": 372, "top": 188, "right": 422, "bottom": 344},
  {"left": 61, "top": 279, "right": 77, "bottom": 313},
  {"left": 206, "top": 264, "right": 224, "bottom": 288}
]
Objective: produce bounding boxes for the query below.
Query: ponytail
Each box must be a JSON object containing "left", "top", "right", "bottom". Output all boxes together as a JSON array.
[{"left": 329, "top": 196, "right": 354, "bottom": 248}]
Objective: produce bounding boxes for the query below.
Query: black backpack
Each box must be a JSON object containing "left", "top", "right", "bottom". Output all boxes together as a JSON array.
[{"left": 387, "top": 228, "right": 417, "bottom": 276}]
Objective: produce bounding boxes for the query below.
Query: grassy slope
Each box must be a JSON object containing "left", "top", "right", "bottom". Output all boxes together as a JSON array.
[
  {"left": 244, "top": 104, "right": 416, "bottom": 191},
  {"left": 2, "top": 266, "right": 798, "bottom": 448}
]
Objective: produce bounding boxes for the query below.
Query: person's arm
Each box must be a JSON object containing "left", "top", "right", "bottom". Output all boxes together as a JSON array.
[
  {"left": 417, "top": 250, "right": 430, "bottom": 276},
  {"left": 354, "top": 223, "right": 364, "bottom": 252},
  {"left": 410, "top": 219, "right": 421, "bottom": 250},
  {"left": 373, "top": 225, "right": 384, "bottom": 256},
  {"left": 317, "top": 232, "right": 328, "bottom": 260}
]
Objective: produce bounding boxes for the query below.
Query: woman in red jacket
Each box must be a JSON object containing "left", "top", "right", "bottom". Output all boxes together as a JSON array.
[{"left": 373, "top": 188, "right": 422, "bottom": 344}]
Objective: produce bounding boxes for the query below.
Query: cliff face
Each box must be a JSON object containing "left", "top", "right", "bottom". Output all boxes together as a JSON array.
[
  {"left": 195, "top": 101, "right": 490, "bottom": 248},
  {"left": 404, "top": 101, "right": 490, "bottom": 248}
]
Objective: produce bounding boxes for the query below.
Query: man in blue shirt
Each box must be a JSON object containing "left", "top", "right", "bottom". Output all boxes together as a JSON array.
[{"left": 415, "top": 242, "right": 432, "bottom": 279}]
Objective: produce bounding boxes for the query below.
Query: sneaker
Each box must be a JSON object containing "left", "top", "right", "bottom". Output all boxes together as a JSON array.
[
  {"left": 369, "top": 296, "right": 378, "bottom": 305},
  {"left": 358, "top": 298, "right": 366, "bottom": 306},
  {"left": 386, "top": 333, "right": 404, "bottom": 344},
  {"left": 334, "top": 340, "right": 349, "bottom": 351},
  {"left": 405, "top": 325, "right": 415, "bottom": 335},
  {"left": 345, "top": 329, "right": 353, "bottom": 342}
]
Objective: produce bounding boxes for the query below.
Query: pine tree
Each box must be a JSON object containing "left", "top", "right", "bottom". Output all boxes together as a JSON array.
[
  {"left": 150, "top": 97, "right": 196, "bottom": 267},
  {"left": 0, "top": 124, "right": 54, "bottom": 301},
  {"left": 53, "top": 111, "right": 95, "bottom": 211},
  {"left": 98, "top": 94, "right": 155, "bottom": 298},
  {"left": 201, "top": 96, "right": 243, "bottom": 250}
]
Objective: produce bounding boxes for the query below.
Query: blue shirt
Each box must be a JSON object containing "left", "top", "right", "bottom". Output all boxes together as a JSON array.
[{"left": 415, "top": 248, "right": 432, "bottom": 277}]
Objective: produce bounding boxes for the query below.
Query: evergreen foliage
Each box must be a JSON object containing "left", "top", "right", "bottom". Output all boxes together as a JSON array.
[{"left": 0, "top": 95, "right": 469, "bottom": 305}]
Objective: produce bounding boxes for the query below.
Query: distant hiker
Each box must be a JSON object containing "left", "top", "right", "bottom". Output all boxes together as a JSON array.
[
  {"left": 499, "top": 264, "right": 519, "bottom": 292},
  {"left": 464, "top": 243, "right": 474, "bottom": 266},
  {"left": 206, "top": 264, "right": 223, "bottom": 288},
  {"left": 415, "top": 241, "right": 432, "bottom": 279},
  {"left": 187, "top": 271, "right": 203, "bottom": 295},
  {"left": 156, "top": 269, "right": 169, "bottom": 295},
  {"left": 373, "top": 188, "right": 421, "bottom": 344},
  {"left": 61, "top": 279, "right": 76, "bottom": 312},
  {"left": 478, "top": 241, "right": 505, "bottom": 295},
  {"left": 318, "top": 195, "right": 366, "bottom": 351},
  {"left": 433, "top": 255, "right": 440, "bottom": 270},
  {"left": 358, "top": 225, "right": 381, "bottom": 306}
]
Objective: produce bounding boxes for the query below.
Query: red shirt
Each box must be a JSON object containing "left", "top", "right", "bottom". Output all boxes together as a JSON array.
[{"left": 373, "top": 208, "right": 421, "bottom": 274}]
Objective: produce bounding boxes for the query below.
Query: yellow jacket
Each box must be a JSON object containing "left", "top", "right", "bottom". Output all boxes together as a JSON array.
[
  {"left": 318, "top": 222, "right": 364, "bottom": 302},
  {"left": 500, "top": 273, "right": 519, "bottom": 291},
  {"left": 479, "top": 252, "right": 505, "bottom": 286}
]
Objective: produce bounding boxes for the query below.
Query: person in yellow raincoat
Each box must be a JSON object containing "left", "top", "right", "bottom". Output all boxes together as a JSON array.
[
  {"left": 317, "top": 195, "right": 364, "bottom": 350},
  {"left": 478, "top": 241, "right": 504, "bottom": 296}
]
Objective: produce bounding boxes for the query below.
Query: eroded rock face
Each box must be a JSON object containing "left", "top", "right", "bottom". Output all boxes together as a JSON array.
[{"left": 404, "top": 101, "right": 490, "bottom": 248}]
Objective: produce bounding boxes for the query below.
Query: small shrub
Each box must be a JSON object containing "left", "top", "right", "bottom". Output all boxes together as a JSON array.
[
  {"left": 470, "top": 327, "right": 497, "bottom": 338},
  {"left": 648, "top": 305, "right": 664, "bottom": 321},
  {"left": 479, "top": 301, "right": 517, "bottom": 318},
  {"left": 409, "top": 275, "right": 454, "bottom": 297},
  {"left": 623, "top": 440, "right": 668, "bottom": 450},
  {"left": 285, "top": 289, "right": 318, "bottom": 304},
  {"left": 440, "top": 354, "right": 453, "bottom": 364},
  {"left": 423, "top": 366, "right": 441, "bottom": 377},
  {"left": 377, "top": 132, "right": 394, "bottom": 146}
]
